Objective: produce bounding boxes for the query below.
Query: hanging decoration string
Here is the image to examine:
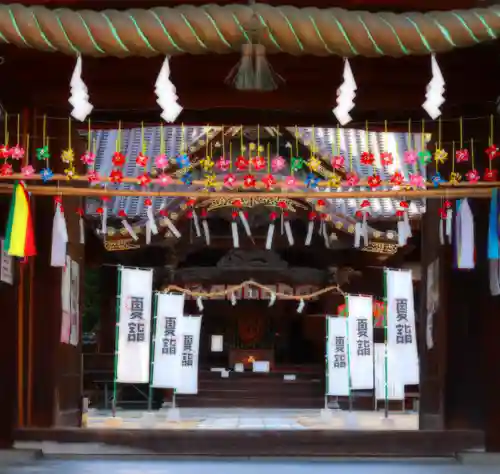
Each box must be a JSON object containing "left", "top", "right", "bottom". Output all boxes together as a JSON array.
[
  {"left": 459, "top": 116, "right": 463, "bottom": 149},
  {"left": 408, "top": 118, "right": 412, "bottom": 151},
  {"left": 3, "top": 112, "right": 8, "bottom": 147},
  {"left": 437, "top": 116, "right": 442, "bottom": 172},
  {"left": 267, "top": 142, "right": 271, "bottom": 173},
  {"left": 383, "top": 120, "right": 388, "bottom": 153},
  {"left": 68, "top": 117, "right": 72, "bottom": 150},
  {"left": 221, "top": 124, "right": 225, "bottom": 162},
  {"left": 140, "top": 121, "right": 145, "bottom": 155},
  {"left": 16, "top": 114, "right": 20, "bottom": 147},
  {"left": 240, "top": 124, "right": 244, "bottom": 154},
  {"left": 160, "top": 122, "right": 165, "bottom": 156},
  {"left": 87, "top": 118, "right": 92, "bottom": 152},
  {"left": 229, "top": 141, "right": 233, "bottom": 171},
  {"left": 348, "top": 131, "right": 353, "bottom": 173},
  {"left": 365, "top": 119, "right": 369, "bottom": 152},
  {"left": 452, "top": 140, "right": 456, "bottom": 173},
  {"left": 276, "top": 125, "right": 280, "bottom": 163},
  {"left": 490, "top": 114, "right": 494, "bottom": 147},
  {"left": 421, "top": 119, "right": 425, "bottom": 151},
  {"left": 336, "top": 124, "right": 341, "bottom": 158},
  {"left": 116, "top": 120, "right": 121, "bottom": 153},
  {"left": 181, "top": 122, "right": 185, "bottom": 154},
  {"left": 161, "top": 280, "right": 345, "bottom": 300},
  {"left": 42, "top": 114, "right": 47, "bottom": 148},
  {"left": 471, "top": 137, "right": 475, "bottom": 171}
]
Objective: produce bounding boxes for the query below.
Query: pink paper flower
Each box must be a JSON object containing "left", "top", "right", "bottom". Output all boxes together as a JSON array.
[
  {"left": 87, "top": 170, "right": 100, "bottom": 183},
  {"left": 155, "top": 154, "right": 168, "bottom": 169},
  {"left": 331, "top": 155, "right": 345, "bottom": 169},
  {"left": 404, "top": 150, "right": 418, "bottom": 165},
  {"left": 216, "top": 156, "right": 231, "bottom": 171},
  {"left": 345, "top": 172, "right": 360, "bottom": 186},
  {"left": 224, "top": 173, "right": 236, "bottom": 187},
  {"left": 10, "top": 144, "right": 25, "bottom": 160},
  {"left": 465, "top": 169, "right": 480, "bottom": 183},
  {"left": 284, "top": 176, "right": 297, "bottom": 187},
  {"left": 21, "top": 165, "right": 35, "bottom": 177},
  {"left": 158, "top": 173, "right": 173, "bottom": 186},
  {"left": 81, "top": 151, "right": 95, "bottom": 165},
  {"left": 271, "top": 156, "right": 285, "bottom": 172},
  {"left": 409, "top": 173, "right": 425, "bottom": 188}
]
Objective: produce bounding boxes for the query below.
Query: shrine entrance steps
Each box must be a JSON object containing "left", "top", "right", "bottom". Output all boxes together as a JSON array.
[{"left": 176, "top": 367, "right": 324, "bottom": 409}]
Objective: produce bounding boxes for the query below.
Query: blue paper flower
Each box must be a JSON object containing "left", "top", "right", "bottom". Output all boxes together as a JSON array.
[
  {"left": 431, "top": 172, "right": 444, "bottom": 187},
  {"left": 176, "top": 154, "right": 190, "bottom": 168},
  {"left": 305, "top": 173, "right": 320, "bottom": 188},
  {"left": 40, "top": 168, "right": 53, "bottom": 183},
  {"left": 181, "top": 172, "right": 192, "bottom": 185}
]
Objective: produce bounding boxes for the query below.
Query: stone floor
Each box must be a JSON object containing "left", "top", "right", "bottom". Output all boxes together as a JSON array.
[{"left": 86, "top": 408, "right": 419, "bottom": 430}]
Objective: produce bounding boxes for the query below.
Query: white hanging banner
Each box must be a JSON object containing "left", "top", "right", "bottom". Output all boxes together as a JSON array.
[
  {"left": 60, "top": 256, "right": 71, "bottom": 344},
  {"left": 176, "top": 315, "right": 202, "bottom": 394},
  {"left": 374, "top": 343, "right": 404, "bottom": 400},
  {"left": 386, "top": 268, "right": 419, "bottom": 385},
  {"left": 326, "top": 316, "right": 350, "bottom": 396},
  {"left": 151, "top": 293, "right": 185, "bottom": 388},
  {"left": 69, "top": 259, "right": 80, "bottom": 347},
  {"left": 347, "top": 294, "right": 374, "bottom": 389},
  {"left": 116, "top": 267, "right": 154, "bottom": 384}
]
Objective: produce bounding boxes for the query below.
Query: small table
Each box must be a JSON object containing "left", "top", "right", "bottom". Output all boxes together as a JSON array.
[{"left": 229, "top": 348, "right": 274, "bottom": 370}]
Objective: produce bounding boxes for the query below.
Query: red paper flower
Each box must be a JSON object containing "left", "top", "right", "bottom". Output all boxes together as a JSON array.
[
  {"left": 137, "top": 173, "right": 151, "bottom": 187},
  {"left": 118, "top": 210, "right": 128, "bottom": 218},
  {"left": 486, "top": 144, "right": 500, "bottom": 160},
  {"left": 484, "top": 168, "right": 498, "bottom": 181},
  {"left": 112, "top": 151, "right": 126, "bottom": 167},
  {"left": 158, "top": 173, "right": 172, "bottom": 186},
  {"left": 224, "top": 173, "right": 236, "bottom": 187},
  {"left": 144, "top": 198, "right": 152, "bottom": 206},
  {"left": 186, "top": 198, "right": 196, "bottom": 207},
  {"left": 308, "top": 211, "right": 317, "bottom": 221},
  {"left": 455, "top": 149, "right": 469, "bottom": 163},
  {"left": 360, "top": 151, "right": 375, "bottom": 166},
  {"left": 232, "top": 199, "right": 242, "bottom": 208},
  {"left": 87, "top": 170, "right": 100, "bottom": 183},
  {"left": 109, "top": 169, "right": 123, "bottom": 184},
  {"left": 0, "top": 163, "right": 12, "bottom": 176},
  {"left": 235, "top": 156, "right": 249, "bottom": 170},
  {"left": 317, "top": 199, "right": 326, "bottom": 207},
  {"left": 243, "top": 174, "right": 256, "bottom": 188},
  {"left": 261, "top": 174, "right": 276, "bottom": 189},
  {"left": 345, "top": 172, "right": 360, "bottom": 186},
  {"left": 270, "top": 211, "right": 278, "bottom": 221},
  {"left": 96, "top": 207, "right": 104, "bottom": 215},
  {"left": 331, "top": 155, "right": 345, "bottom": 169},
  {"left": 135, "top": 152, "right": 149, "bottom": 167},
  {"left": 367, "top": 174, "right": 382, "bottom": 189},
  {"left": 277, "top": 200, "right": 287, "bottom": 210},
  {"left": 251, "top": 156, "right": 266, "bottom": 170},
  {"left": 465, "top": 169, "right": 480, "bottom": 183},
  {"left": 380, "top": 151, "right": 393, "bottom": 166},
  {"left": 390, "top": 171, "right": 404, "bottom": 186},
  {"left": 0, "top": 145, "right": 10, "bottom": 158}
]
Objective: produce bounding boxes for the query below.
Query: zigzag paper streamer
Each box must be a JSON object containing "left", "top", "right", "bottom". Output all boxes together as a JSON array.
[
  {"left": 69, "top": 56, "right": 93, "bottom": 122},
  {"left": 155, "top": 57, "right": 182, "bottom": 123},
  {"left": 333, "top": 59, "right": 357, "bottom": 126},
  {"left": 422, "top": 54, "right": 445, "bottom": 120}
]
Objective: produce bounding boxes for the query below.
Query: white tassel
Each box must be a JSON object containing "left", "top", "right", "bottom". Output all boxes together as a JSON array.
[
  {"left": 422, "top": 54, "right": 445, "bottom": 120},
  {"left": 446, "top": 208, "right": 453, "bottom": 244},
  {"left": 361, "top": 212, "right": 369, "bottom": 244},
  {"left": 297, "top": 299, "right": 305, "bottom": 313},
  {"left": 196, "top": 296, "right": 204, "bottom": 312},
  {"left": 231, "top": 292, "right": 237, "bottom": 306},
  {"left": 322, "top": 222, "right": 330, "bottom": 248},
  {"left": 268, "top": 292, "right": 276, "bottom": 307},
  {"left": 101, "top": 205, "right": 107, "bottom": 235},
  {"left": 146, "top": 221, "right": 152, "bottom": 244},
  {"left": 456, "top": 199, "right": 475, "bottom": 269},
  {"left": 202, "top": 219, "right": 210, "bottom": 246},
  {"left": 439, "top": 219, "right": 445, "bottom": 245},
  {"left": 354, "top": 222, "right": 362, "bottom": 248},
  {"left": 192, "top": 210, "right": 201, "bottom": 237},
  {"left": 280, "top": 212, "right": 284, "bottom": 235},
  {"left": 69, "top": 55, "right": 93, "bottom": 122},
  {"left": 397, "top": 220, "right": 406, "bottom": 247},
  {"left": 79, "top": 215, "right": 85, "bottom": 244},
  {"left": 403, "top": 212, "right": 412, "bottom": 238},
  {"left": 231, "top": 220, "right": 239, "bottom": 248},
  {"left": 239, "top": 211, "right": 252, "bottom": 237},
  {"left": 305, "top": 220, "right": 314, "bottom": 246},
  {"left": 333, "top": 58, "right": 357, "bottom": 125},
  {"left": 121, "top": 220, "right": 138, "bottom": 241},
  {"left": 284, "top": 220, "right": 294, "bottom": 246},
  {"left": 155, "top": 57, "right": 182, "bottom": 123},
  {"left": 147, "top": 206, "right": 158, "bottom": 235},
  {"left": 163, "top": 216, "right": 181, "bottom": 238},
  {"left": 265, "top": 221, "right": 275, "bottom": 250},
  {"left": 51, "top": 201, "right": 68, "bottom": 267}
]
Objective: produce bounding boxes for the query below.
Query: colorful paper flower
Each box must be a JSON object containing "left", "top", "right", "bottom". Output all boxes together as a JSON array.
[
  {"left": 410, "top": 174, "right": 425, "bottom": 188},
  {"left": 485, "top": 144, "right": 499, "bottom": 160},
  {"left": 81, "top": 151, "right": 95, "bottom": 165},
  {"left": 262, "top": 174, "right": 276, "bottom": 189},
  {"left": 176, "top": 154, "right": 190, "bottom": 168},
  {"left": 418, "top": 150, "right": 432, "bottom": 165},
  {"left": 224, "top": 173, "right": 236, "bottom": 187},
  {"left": 61, "top": 148, "right": 75, "bottom": 163},
  {"left": 291, "top": 156, "right": 304, "bottom": 172},
  {"left": 328, "top": 174, "right": 342, "bottom": 188},
  {"left": 465, "top": 169, "right": 480, "bottom": 183},
  {"left": 137, "top": 173, "right": 151, "bottom": 187},
  {"left": 307, "top": 157, "right": 321, "bottom": 171},
  {"left": 484, "top": 169, "right": 498, "bottom": 181},
  {"left": 305, "top": 173, "right": 320, "bottom": 188},
  {"left": 200, "top": 156, "right": 214, "bottom": 171},
  {"left": 331, "top": 155, "right": 345, "bottom": 169},
  {"left": 251, "top": 156, "right": 266, "bottom": 170},
  {"left": 112, "top": 151, "right": 126, "bottom": 167},
  {"left": 455, "top": 149, "right": 469, "bottom": 163},
  {"left": 346, "top": 172, "right": 360, "bottom": 186},
  {"left": 181, "top": 172, "right": 192, "bottom": 185},
  {"left": 360, "top": 151, "right": 375, "bottom": 166},
  {"left": 284, "top": 176, "right": 297, "bottom": 187},
  {"left": 271, "top": 156, "right": 286, "bottom": 172},
  {"left": 135, "top": 152, "right": 148, "bottom": 167},
  {"left": 0, "top": 163, "right": 12, "bottom": 176},
  {"left": 367, "top": 174, "right": 382, "bottom": 189},
  {"left": 40, "top": 168, "right": 53, "bottom": 183},
  {"left": 204, "top": 173, "right": 217, "bottom": 188},
  {"left": 449, "top": 171, "right": 462, "bottom": 185},
  {"left": 380, "top": 151, "right": 393, "bottom": 166},
  {"left": 431, "top": 173, "right": 444, "bottom": 187},
  {"left": 390, "top": 171, "right": 404, "bottom": 186},
  {"left": 0, "top": 145, "right": 10, "bottom": 158},
  {"left": 243, "top": 174, "right": 256, "bottom": 188},
  {"left": 10, "top": 145, "right": 25, "bottom": 160},
  {"left": 216, "top": 156, "right": 231, "bottom": 171},
  {"left": 404, "top": 150, "right": 418, "bottom": 165},
  {"left": 36, "top": 146, "right": 50, "bottom": 161},
  {"left": 158, "top": 173, "right": 173, "bottom": 186},
  {"left": 21, "top": 165, "right": 34, "bottom": 177},
  {"left": 155, "top": 154, "right": 168, "bottom": 169},
  {"left": 235, "top": 156, "right": 249, "bottom": 170},
  {"left": 434, "top": 148, "right": 448, "bottom": 164},
  {"left": 87, "top": 170, "right": 100, "bottom": 183},
  {"left": 109, "top": 169, "right": 123, "bottom": 184}
]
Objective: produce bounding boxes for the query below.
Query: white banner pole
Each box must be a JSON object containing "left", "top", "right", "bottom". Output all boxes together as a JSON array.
[
  {"left": 112, "top": 266, "right": 122, "bottom": 417},
  {"left": 148, "top": 292, "right": 158, "bottom": 412}
]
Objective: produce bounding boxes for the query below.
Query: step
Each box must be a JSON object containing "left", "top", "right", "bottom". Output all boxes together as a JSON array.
[{"left": 175, "top": 396, "right": 324, "bottom": 409}]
